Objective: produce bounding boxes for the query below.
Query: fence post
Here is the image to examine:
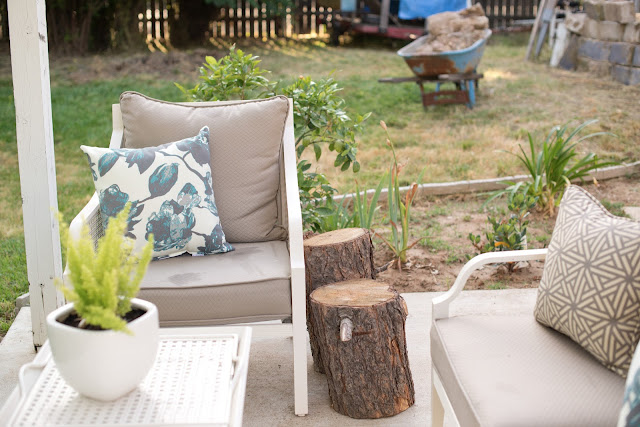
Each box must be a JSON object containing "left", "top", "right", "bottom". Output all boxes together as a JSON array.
[{"left": 8, "top": 0, "right": 65, "bottom": 347}]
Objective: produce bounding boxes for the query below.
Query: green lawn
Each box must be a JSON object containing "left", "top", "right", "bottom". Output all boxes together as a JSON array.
[{"left": 1, "top": 34, "right": 639, "bottom": 336}]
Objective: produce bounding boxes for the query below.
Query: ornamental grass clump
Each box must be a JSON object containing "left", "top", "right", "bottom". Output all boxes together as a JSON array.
[
  {"left": 489, "top": 120, "right": 616, "bottom": 215},
  {"left": 59, "top": 205, "right": 153, "bottom": 334},
  {"left": 375, "top": 121, "right": 425, "bottom": 270}
]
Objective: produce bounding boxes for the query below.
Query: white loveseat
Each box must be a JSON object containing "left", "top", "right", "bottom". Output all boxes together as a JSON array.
[{"left": 431, "top": 250, "right": 625, "bottom": 427}]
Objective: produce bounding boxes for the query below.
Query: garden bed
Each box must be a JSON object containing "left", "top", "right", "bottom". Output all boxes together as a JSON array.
[{"left": 372, "top": 175, "right": 640, "bottom": 293}]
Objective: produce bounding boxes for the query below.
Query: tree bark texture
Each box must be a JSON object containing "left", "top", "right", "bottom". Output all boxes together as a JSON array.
[
  {"left": 310, "top": 279, "right": 415, "bottom": 419},
  {"left": 304, "top": 228, "right": 375, "bottom": 373}
]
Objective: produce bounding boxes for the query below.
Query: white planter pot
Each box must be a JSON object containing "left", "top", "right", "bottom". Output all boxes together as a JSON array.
[{"left": 46, "top": 298, "right": 159, "bottom": 401}]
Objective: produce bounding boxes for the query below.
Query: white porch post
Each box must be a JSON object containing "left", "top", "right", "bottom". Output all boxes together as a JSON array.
[{"left": 8, "top": 0, "right": 63, "bottom": 347}]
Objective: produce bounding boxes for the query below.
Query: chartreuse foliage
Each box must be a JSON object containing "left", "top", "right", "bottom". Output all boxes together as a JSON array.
[
  {"left": 375, "top": 121, "right": 425, "bottom": 269},
  {"left": 176, "top": 46, "right": 369, "bottom": 232},
  {"left": 59, "top": 205, "right": 153, "bottom": 334}
]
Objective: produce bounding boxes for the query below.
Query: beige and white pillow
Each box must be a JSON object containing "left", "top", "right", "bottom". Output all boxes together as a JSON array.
[
  {"left": 534, "top": 185, "right": 640, "bottom": 377},
  {"left": 119, "top": 92, "right": 289, "bottom": 243}
]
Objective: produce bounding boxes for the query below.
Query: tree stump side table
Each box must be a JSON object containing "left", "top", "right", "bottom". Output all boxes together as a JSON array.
[
  {"left": 310, "top": 279, "right": 415, "bottom": 419},
  {"left": 304, "top": 228, "right": 376, "bottom": 373}
]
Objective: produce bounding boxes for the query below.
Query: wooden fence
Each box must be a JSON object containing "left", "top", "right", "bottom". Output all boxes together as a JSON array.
[
  {"left": 137, "top": 0, "right": 538, "bottom": 42},
  {"left": 209, "top": 0, "right": 335, "bottom": 39},
  {"left": 475, "top": 0, "right": 538, "bottom": 29},
  {"left": 0, "top": 0, "right": 539, "bottom": 43},
  {"left": 0, "top": 0, "right": 539, "bottom": 44}
]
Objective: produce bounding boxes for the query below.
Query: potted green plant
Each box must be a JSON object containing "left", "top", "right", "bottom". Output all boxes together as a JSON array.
[{"left": 46, "top": 205, "right": 157, "bottom": 401}]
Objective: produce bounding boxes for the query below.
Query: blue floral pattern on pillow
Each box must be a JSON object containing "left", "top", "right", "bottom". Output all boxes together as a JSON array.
[
  {"left": 81, "top": 127, "right": 232, "bottom": 259},
  {"left": 619, "top": 344, "right": 640, "bottom": 427}
]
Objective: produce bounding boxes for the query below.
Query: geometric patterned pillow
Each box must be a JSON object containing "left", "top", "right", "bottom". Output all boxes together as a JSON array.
[
  {"left": 534, "top": 185, "right": 640, "bottom": 377},
  {"left": 619, "top": 343, "right": 640, "bottom": 426},
  {"left": 81, "top": 126, "right": 233, "bottom": 259}
]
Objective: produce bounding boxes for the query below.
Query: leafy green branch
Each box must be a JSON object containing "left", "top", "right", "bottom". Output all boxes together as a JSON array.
[{"left": 177, "top": 46, "right": 370, "bottom": 231}]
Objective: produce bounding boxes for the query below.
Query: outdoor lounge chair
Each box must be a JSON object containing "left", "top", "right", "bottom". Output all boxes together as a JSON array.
[
  {"left": 65, "top": 93, "right": 308, "bottom": 416},
  {"left": 430, "top": 184, "right": 640, "bottom": 426},
  {"left": 430, "top": 250, "right": 626, "bottom": 427}
]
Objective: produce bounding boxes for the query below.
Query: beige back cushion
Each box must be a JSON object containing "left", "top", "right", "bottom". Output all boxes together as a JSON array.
[
  {"left": 534, "top": 185, "right": 640, "bottom": 377},
  {"left": 119, "top": 92, "right": 289, "bottom": 243}
]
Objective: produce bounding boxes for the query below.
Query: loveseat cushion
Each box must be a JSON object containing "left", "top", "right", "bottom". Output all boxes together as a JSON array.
[
  {"left": 431, "top": 315, "right": 625, "bottom": 427},
  {"left": 138, "top": 241, "right": 292, "bottom": 326},
  {"left": 534, "top": 185, "right": 640, "bottom": 377},
  {"left": 119, "top": 92, "right": 289, "bottom": 243}
]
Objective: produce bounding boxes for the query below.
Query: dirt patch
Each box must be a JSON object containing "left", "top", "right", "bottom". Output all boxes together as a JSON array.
[
  {"left": 370, "top": 175, "right": 640, "bottom": 293},
  {"left": 0, "top": 43, "right": 223, "bottom": 84},
  {"left": 56, "top": 49, "right": 226, "bottom": 84}
]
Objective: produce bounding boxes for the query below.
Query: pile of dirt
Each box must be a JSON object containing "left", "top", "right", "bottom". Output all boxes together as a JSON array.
[{"left": 415, "top": 4, "right": 489, "bottom": 54}]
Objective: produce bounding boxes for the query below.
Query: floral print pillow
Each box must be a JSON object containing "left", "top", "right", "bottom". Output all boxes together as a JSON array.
[
  {"left": 620, "top": 344, "right": 640, "bottom": 426},
  {"left": 81, "top": 126, "right": 233, "bottom": 259}
]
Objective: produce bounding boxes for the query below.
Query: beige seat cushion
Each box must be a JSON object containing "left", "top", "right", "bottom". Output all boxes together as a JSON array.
[
  {"left": 431, "top": 315, "right": 625, "bottom": 427},
  {"left": 119, "top": 92, "right": 289, "bottom": 243},
  {"left": 534, "top": 185, "right": 640, "bottom": 377},
  {"left": 138, "top": 241, "right": 292, "bottom": 326}
]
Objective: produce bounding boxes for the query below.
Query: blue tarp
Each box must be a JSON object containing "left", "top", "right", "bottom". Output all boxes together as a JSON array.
[{"left": 398, "top": 0, "right": 469, "bottom": 20}]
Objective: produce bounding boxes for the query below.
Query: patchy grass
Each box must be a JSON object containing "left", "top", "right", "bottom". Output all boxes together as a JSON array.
[
  {"left": 487, "top": 281, "right": 507, "bottom": 290},
  {"left": 273, "top": 33, "right": 639, "bottom": 193},
  {"left": 0, "top": 237, "right": 28, "bottom": 335},
  {"left": 601, "top": 199, "right": 630, "bottom": 218}
]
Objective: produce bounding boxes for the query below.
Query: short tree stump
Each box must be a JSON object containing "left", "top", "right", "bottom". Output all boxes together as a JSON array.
[
  {"left": 304, "top": 228, "right": 376, "bottom": 373},
  {"left": 310, "top": 279, "right": 415, "bottom": 419}
]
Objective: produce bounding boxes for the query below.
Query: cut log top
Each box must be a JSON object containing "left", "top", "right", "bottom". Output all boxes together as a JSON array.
[
  {"left": 304, "top": 228, "right": 367, "bottom": 247},
  {"left": 310, "top": 279, "right": 395, "bottom": 307}
]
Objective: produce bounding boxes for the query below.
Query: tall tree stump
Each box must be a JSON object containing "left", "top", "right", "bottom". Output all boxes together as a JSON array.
[
  {"left": 310, "top": 279, "right": 415, "bottom": 419},
  {"left": 304, "top": 228, "right": 375, "bottom": 373}
]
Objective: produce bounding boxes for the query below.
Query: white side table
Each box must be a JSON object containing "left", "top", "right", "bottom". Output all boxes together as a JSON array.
[{"left": 0, "top": 327, "right": 251, "bottom": 426}]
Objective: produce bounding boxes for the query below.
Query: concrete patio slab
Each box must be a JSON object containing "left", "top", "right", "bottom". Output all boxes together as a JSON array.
[
  {"left": 0, "top": 289, "right": 539, "bottom": 425},
  {"left": 0, "top": 308, "right": 36, "bottom": 406},
  {"left": 624, "top": 206, "right": 640, "bottom": 221}
]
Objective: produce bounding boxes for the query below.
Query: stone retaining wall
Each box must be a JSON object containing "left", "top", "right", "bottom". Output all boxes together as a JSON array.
[{"left": 560, "top": 0, "right": 640, "bottom": 85}]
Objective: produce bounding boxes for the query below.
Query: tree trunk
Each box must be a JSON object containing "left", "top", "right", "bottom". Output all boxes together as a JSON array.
[
  {"left": 168, "top": 0, "right": 216, "bottom": 48},
  {"left": 304, "top": 228, "right": 375, "bottom": 373},
  {"left": 310, "top": 279, "right": 415, "bottom": 419},
  {"left": 1, "top": 0, "right": 9, "bottom": 41}
]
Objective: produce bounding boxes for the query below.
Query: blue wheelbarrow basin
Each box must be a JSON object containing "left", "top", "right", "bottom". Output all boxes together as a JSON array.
[{"left": 397, "top": 29, "right": 492, "bottom": 77}]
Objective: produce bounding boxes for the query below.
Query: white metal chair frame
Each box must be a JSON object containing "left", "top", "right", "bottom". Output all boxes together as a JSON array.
[
  {"left": 65, "top": 100, "right": 309, "bottom": 416},
  {"left": 430, "top": 248, "right": 547, "bottom": 427}
]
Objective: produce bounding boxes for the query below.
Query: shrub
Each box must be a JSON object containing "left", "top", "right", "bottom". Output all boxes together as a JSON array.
[
  {"left": 490, "top": 120, "right": 616, "bottom": 215},
  {"left": 469, "top": 193, "right": 537, "bottom": 272},
  {"left": 177, "top": 46, "right": 369, "bottom": 231},
  {"left": 58, "top": 205, "right": 153, "bottom": 333}
]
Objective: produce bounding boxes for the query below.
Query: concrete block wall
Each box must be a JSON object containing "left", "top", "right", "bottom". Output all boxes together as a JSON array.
[{"left": 564, "top": 0, "right": 640, "bottom": 85}]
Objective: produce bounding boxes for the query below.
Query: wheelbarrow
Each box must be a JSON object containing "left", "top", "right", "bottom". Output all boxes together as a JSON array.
[{"left": 380, "top": 29, "right": 492, "bottom": 109}]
